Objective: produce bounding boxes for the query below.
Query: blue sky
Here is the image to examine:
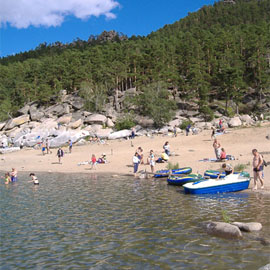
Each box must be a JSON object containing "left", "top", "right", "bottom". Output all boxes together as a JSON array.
[{"left": 0, "top": 0, "right": 216, "bottom": 57}]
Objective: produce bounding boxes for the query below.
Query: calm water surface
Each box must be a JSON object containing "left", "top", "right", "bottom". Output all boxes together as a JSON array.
[{"left": 1, "top": 173, "right": 270, "bottom": 270}]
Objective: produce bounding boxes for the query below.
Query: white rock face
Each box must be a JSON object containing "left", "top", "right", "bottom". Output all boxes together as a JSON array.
[
  {"left": 228, "top": 117, "right": 242, "bottom": 127},
  {"left": 232, "top": 222, "right": 262, "bottom": 232},
  {"left": 108, "top": 130, "right": 132, "bottom": 140},
  {"left": 258, "top": 264, "right": 270, "bottom": 270},
  {"left": 240, "top": 114, "right": 255, "bottom": 125}
]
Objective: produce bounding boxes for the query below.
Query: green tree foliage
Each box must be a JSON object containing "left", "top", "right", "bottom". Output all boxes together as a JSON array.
[
  {"left": 0, "top": 1, "right": 270, "bottom": 120},
  {"left": 130, "top": 82, "right": 177, "bottom": 127},
  {"left": 79, "top": 81, "right": 108, "bottom": 112}
]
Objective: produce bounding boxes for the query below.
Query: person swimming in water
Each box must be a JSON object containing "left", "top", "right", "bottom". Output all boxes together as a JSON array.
[
  {"left": 29, "top": 173, "right": 39, "bottom": 185},
  {"left": 1, "top": 172, "right": 11, "bottom": 184},
  {"left": 10, "top": 168, "right": 18, "bottom": 182}
]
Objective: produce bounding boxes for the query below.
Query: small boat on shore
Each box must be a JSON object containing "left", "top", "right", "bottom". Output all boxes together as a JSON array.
[
  {"left": 167, "top": 173, "right": 203, "bottom": 186},
  {"left": 183, "top": 172, "right": 250, "bottom": 195},
  {"left": 154, "top": 167, "right": 192, "bottom": 178},
  {"left": 204, "top": 170, "right": 245, "bottom": 179}
]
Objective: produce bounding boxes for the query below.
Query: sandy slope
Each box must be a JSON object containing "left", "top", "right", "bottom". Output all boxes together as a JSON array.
[{"left": 1, "top": 124, "right": 269, "bottom": 193}]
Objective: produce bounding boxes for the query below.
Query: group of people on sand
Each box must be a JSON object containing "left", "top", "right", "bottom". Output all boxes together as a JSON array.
[
  {"left": 213, "top": 138, "right": 227, "bottom": 161},
  {"left": 132, "top": 142, "right": 172, "bottom": 176}
]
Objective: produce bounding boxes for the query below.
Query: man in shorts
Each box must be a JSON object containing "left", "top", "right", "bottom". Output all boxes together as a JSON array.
[{"left": 252, "top": 149, "right": 264, "bottom": 190}]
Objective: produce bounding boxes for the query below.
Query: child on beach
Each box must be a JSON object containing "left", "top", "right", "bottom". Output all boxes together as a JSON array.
[
  {"left": 29, "top": 173, "right": 39, "bottom": 185},
  {"left": 2, "top": 172, "right": 11, "bottom": 184},
  {"left": 41, "top": 141, "right": 46, "bottom": 155},
  {"left": 57, "top": 147, "right": 64, "bottom": 164},
  {"left": 148, "top": 150, "right": 155, "bottom": 173},
  {"left": 218, "top": 163, "right": 234, "bottom": 179},
  {"left": 90, "top": 154, "right": 97, "bottom": 170},
  {"left": 137, "top": 147, "right": 144, "bottom": 164}
]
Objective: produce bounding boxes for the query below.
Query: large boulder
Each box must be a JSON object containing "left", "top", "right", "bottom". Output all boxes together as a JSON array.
[
  {"left": 195, "top": 122, "right": 213, "bottom": 130},
  {"left": 45, "top": 104, "right": 70, "bottom": 116},
  {"left": 232, "top": 222, "right": 262, "bottom": 232},
  {"left": 228, "top": 117, "right": 242, "bottom": 127},
  {"left": 4, "top": 115, "right": 30, "bottom": 130},
  {"left": 137, "top": 116, "right": 154, "bottom": 128},
  {"left": 96, "top": 128, "right": 113, "bottom": 139},
  {"left": 84, "top": 114, "right": 107, "bottom": 125},
  {"left": 49, "top": 130, "right": 90, "bottom": 148},
  {"left": 57, "top": 114, "right": 72, "bottom": 125},
  {"left": 169, "top": 119, "right": 181, "bottom": 128},
  {"left": 108, "top": 130, "right": 132, "bottom": 140},
  {"left": 68, "top": 96, "right": 84, "bottom": 110},
  {"left": 17, "top": 104, "right": 30, "bottom": 115},
  {"left": 29, "top": 105, "right": 45, "bottom": 121},
  {"left": 258, "top": 264, "right": 270, "bottom": 270},
  {"left": 240, "top": 115, "right": 255, "bottom": 125},
  {"left": 106, "top": 118, "right": 114, "bottom": 128},
  {"left": 68, "top": 119, "right": 83, "bottom": 129},
  {"left": 204, "top": 222, "right": 243, "bottom": 239}
]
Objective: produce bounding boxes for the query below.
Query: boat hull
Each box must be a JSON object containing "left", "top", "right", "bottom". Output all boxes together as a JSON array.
[
  {"left": 154, "top": 167, "right": 192, "bottom": 178},
  {"left": 183, "top": 173, "right": 250, "bottom": 194}
]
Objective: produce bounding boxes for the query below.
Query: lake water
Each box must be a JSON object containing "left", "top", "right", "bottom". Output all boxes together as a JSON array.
[{"left": 1, "top": 173, "right": 269, "bottom": 270}]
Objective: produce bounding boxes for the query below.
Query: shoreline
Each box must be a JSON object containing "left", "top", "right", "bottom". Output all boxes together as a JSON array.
[{"left": 1, "top": 124, "right": 269, "bottom": 194}]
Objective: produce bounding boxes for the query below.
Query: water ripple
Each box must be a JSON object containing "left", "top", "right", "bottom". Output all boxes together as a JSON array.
[{"left": 0, "top": 173, "right": 269, "bottom": 270}]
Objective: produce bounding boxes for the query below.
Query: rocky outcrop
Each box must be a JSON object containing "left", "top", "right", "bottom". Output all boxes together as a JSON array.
[
  {"left": 204, "top": 222, "right": 243, "bottom": 239},
  {"left": 4, "top": 115, "right": 30, "bottom": 130},
  {"left": 258, "top": 264, "right": 270, "bottom": 270},
  {"left": 57, "top": 114, "right": 72, "bottom": 125},
  {"left": 228, "top": 117, "right": 242, "bottom": 127},
  {"left": 108, "top": 130, "right": 131, "bottom": 140},
  {"left": 68, "top": 119, "right": 83, "bottom": 129},
  {"left": 232, "top": 222, "right": 262, "bottom": 232},
  {"left": 84, "top": 114, "right": 107, "bottom": 125}
]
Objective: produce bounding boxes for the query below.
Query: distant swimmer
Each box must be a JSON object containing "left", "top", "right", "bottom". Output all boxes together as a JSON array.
[
  {"left": 1, "top": 172, "right": 11, "bottom": 185},
  {"left": 10, "top": 168, "right": 18, "bottom": 182},
  {"left": 29, "top": 173, "right": 39, "bottom": 185}
]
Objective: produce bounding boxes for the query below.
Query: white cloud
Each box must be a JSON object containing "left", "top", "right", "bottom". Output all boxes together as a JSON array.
[{"left": 0, "top": 0, "right": 119, "bottom": 28}]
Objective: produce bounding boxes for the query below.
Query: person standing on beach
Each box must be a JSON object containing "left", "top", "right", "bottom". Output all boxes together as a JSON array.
[
  {"left": 57, "top": 147, "right": 64, "bottom": 164},
  {"left": 46, "top": 139, "right": 52, "bottom": 154},
  {"left": 252, "top": 149, "right": 264, "bottom": 190},
  {"left": 68, "top": 140, "right": 73, "bottom": 153},
  {"left": 213, "top": 138, "right": 221, "bottom": 159},
  {"left": 149, "top": 150, "right": 155, "bottom": 173},
  {"left": 41, "top": 141, "right": 46, "bottom": 155},
  {"left": 163, "top": 141, "right": 170, "bottom": 156},
  {"left": 133, "top": 152, "right": 140, "bottom": 177},
  {"left": 90, "top": 154, "right": 97, "bottom": 170}
]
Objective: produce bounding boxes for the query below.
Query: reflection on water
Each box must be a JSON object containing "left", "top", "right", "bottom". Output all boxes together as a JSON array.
[{"left": 1, "top": 173, "right": 270, "bottom": 270}]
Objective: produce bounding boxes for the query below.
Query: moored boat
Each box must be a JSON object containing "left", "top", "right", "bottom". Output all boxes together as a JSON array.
[
  {"left": 203, "top": 170, "right": 247, "bottom": 179},
  {"left": 183, "top": 172, "right": 250, "bottom": 194},
  {"left": 167, "top": 173, "right": 203, "bottom": 186},
  {"left": 154, "top": 167, "right": 192, "bottom": 178}
]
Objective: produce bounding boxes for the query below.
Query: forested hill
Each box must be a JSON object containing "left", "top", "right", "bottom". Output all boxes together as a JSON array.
[{"left": 1, "top": 0, "right": 270, "bottom": 122}]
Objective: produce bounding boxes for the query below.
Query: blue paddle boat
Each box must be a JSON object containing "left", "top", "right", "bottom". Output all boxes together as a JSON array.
[
  {"left": 204, "top": 170, "right": 243, "bottom": 179},
  {"left": 154, "top": 167, "right": 192, "bottom": 178},
  {"left": 183, "top": 172, "right": 250, "bottom": 194},
  {"left": 167, "top": 173, "right": 203, "bottom": 186}
]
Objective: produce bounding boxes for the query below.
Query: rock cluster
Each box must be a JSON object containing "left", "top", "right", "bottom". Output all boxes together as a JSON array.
[{"left": 0, "top": 90, "right": 267, "bottom": 149}]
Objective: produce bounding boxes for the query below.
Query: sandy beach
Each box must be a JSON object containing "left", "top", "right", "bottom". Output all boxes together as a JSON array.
[{"left": 1, "top": 124, "right": 270, "bottom": 193}]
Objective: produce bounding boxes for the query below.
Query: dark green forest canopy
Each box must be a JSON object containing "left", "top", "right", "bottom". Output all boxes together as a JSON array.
[{"left": 0, "top": 0, "right": 270, "bottom": 121}]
